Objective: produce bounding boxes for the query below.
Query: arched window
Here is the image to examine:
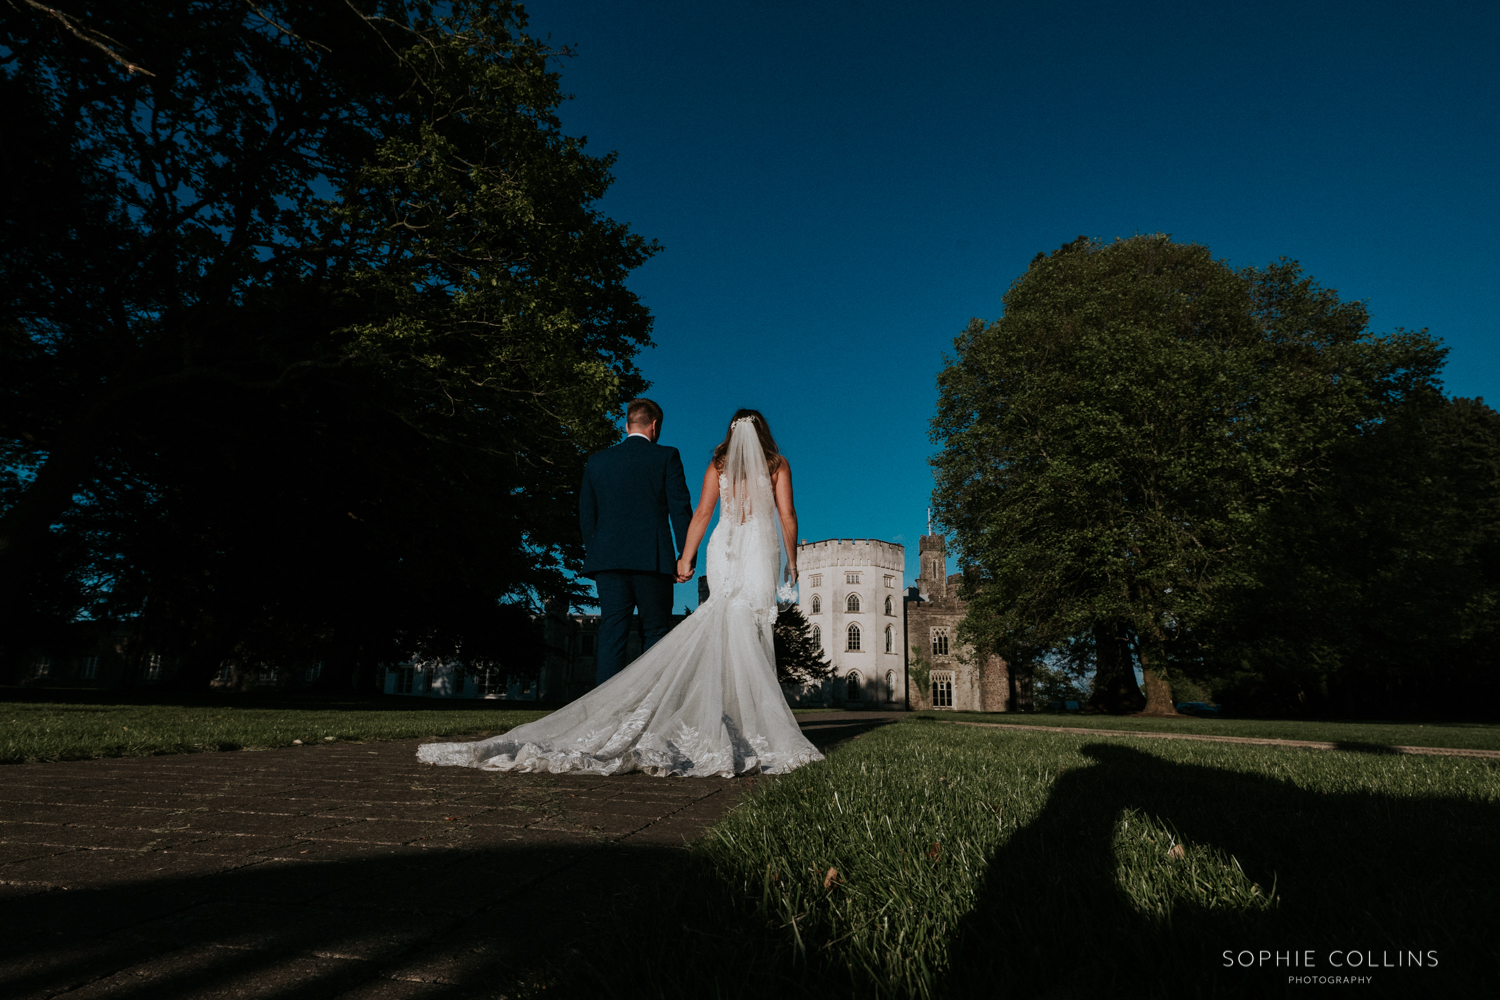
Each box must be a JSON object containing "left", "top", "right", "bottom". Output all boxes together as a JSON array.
[
  {"left": 846, "top": 593, "right": 861, "bottom": 613},
  {"left": 885, "top": 671, "right": 896, "bottom": 702},
  {"left": 811, "top": 624, "right": 822, "bottom": 649},
  {"left": 932, "top": 627, "right": 950, "bottom": 656},
  {"left": 846, "top": 671, "right": 862, "bottom": 701},
  {"left": 810, "top": 594, "right": 821, "bottom": 615},
  {"left": 885, "top": 624, "right": 895, "bottom": 653},
  {"left": 932, "top": 670, "right": 954, "bottom": 708},
  {"left": 884, "top": 595, "right": 894, "bottom": 616},
  {"left": 846, "top": 623, "right": 861, "bottom": 651}
]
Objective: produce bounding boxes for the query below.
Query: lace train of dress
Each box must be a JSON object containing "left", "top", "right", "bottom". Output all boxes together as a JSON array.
[{"left": 417, "top": 436, "right": 824, "bottom": 777}]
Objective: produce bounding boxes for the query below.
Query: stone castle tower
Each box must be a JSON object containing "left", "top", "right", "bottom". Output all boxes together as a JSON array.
[
  {"left": 904, "top": 532, "right": 1021, "bottom": 712},
  {"left": 791, "top": 538, "right": 906, "bottom": 708}
]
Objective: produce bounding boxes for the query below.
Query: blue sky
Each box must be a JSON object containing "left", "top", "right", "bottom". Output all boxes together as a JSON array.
[{"left": 522, "top": 0, "right": 1500, "bottom": 612}]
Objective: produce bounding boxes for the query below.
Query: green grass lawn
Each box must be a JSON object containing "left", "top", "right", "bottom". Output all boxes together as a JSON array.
[
  {"left": 578, "top": 718, "right": 1499, "bottom": 999},
  {"left": 0, "top": 692, "right": 547, "bottom": 764},
  {"left": 919, "top": 709, "right": 1500, "bottom": 751}
]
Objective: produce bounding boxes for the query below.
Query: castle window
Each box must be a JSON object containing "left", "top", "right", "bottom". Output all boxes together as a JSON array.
[
  {"left": 932, "top": 627, "right": 950, "bottom": 656},
  {"left": 810, "top": 574, "right": 822, "bottom": 587},
  {"left": 80, "top": 656, "right": 99, "bottom": 681},
  {"left": 144, "top": 654, "right": 162, "bottom": 682},
  {"left": 884, "top": 575, "right": 895, "bottom": 588},
  {"left": 846, "top": 671, "right": 862, "bottom": 701},
  {"left": 885, "top": 625, "right": 895, "bottom": 653},
  {"left": 812, "top": 625, "right": 822, "bottom": 649},
  {"left": 395, "top": 664, "right": 416, "bottom": 694},
  {"left": 810, "top": 594, "right": 821, "bottom": 614},
  {"left": 885, "top": 670, "right": 897, "bottom": 702},
  {"left": 32, "top": 656, "right": 50, "bottom": 678},
  {"left": 846, "top": 593, "right": 861, "bottom": 613},
  {"left": 846, "top": 623, "right": 862, "bottom": 651},
  {"left": 931, "top": 671, "right": 954, "bottom": 708},
  {"left": 305, "top": 661, "right": 323, "bottom": 683},
  {"left": 884, "top": 595, "right": 894, "bottom": 616},
  {"left": 216, "top": 662, "right": 233, "bottom": 683},
  {"left": 846, "top": 573, "right": 860, "bottom": 585},
  {"left": 475, "top": 667, "right": 502, "bottom": 697}
]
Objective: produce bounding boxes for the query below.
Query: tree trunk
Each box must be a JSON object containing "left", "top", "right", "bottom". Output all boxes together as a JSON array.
[
  {"left": 1088, "top": 619, "right": 1145, "bottom": 713},
  {"left": 1137, "top": 642, "right": 1181, "bottom": 716}
]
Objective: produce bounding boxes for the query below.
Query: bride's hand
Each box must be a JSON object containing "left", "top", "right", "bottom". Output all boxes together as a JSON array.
[
  {"left": 786, "top": 564, "right": 797, "bottom": 585},
  {"left": 675, "top": 556, "right": 694, "bottom": 583}
]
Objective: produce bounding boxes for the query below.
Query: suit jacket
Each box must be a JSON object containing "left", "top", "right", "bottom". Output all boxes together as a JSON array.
[{"left": 579, "top": 435, "right": 694, "bottom": 577}]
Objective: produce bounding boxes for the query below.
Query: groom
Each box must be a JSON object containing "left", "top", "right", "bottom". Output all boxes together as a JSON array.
[{"left": 579, "top": 398, "right": 695, "bottom": 686}]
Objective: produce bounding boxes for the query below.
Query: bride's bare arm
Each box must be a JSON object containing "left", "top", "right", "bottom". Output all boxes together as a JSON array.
[
  {"left": 675, "top": 462, "right": 721, "bottom": 582},
  {"left": 773, "top": 458, "right": 798, "bottom": 582}
]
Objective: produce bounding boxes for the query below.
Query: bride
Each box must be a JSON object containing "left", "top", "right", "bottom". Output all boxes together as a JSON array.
[{"left": 417, "top": 409, "right": 825, "bottom": 777}]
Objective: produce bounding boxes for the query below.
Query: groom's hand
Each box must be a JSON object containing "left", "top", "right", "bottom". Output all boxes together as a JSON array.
[{"left": 674, "top": 556, "right": 694, "bottom": 583}]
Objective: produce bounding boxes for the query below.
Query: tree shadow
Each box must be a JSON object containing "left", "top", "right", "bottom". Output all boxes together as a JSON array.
[
  {"left": 0, "top": 841, "right": 684, "bottom": 1000},
  {"left": 937, "top": 743, "right": 1498, "bottom": 999}
]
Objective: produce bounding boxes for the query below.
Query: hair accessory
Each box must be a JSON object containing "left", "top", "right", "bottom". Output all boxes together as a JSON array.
[{"left": 732, "top": 416, "right": 755, "bottom": 429}]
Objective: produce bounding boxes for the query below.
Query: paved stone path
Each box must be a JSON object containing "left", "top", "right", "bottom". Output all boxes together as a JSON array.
[
  {"left": 943, "top": 719, "right": 1500, "bottom": 759},
  {"left": 0, "top": 712, "right": 897, "bottom": 1000}
]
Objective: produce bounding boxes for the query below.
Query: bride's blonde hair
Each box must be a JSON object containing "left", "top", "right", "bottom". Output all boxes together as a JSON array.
[{"left": 712, "top": 409, "right": 782, "bottom": 472}]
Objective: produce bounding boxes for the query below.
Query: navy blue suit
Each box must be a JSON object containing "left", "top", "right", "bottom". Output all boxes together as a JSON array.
[{"left": 579, "top": 435, "right": 694, "bottom": 684}]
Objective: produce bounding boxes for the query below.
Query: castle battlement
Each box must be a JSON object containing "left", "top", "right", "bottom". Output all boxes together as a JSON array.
[
  {"left": 919, "top": 534, "right": 947, "bottom": 553},
  {"left": 796, "top": 538, "right": 905, "bottom": 573}
]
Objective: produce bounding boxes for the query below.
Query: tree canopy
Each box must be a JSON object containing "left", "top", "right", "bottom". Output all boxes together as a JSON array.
[
  {"left": 0, "top": 0, "right": 657, "bottom": 686},
  {"left": 931, "top": 234, "right": 1458, "bottom": 716}
]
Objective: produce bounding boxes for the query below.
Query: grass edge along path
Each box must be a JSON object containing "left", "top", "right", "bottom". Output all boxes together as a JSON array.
[
  {"left": 940, "top": 718, "right": 1500, "bottom": 759},
  {"left": 909, "top": 709, "right": 1500, "bottom": 752},
  {"left": 0, "top": 698, "right": 552, "bottom": 765}
]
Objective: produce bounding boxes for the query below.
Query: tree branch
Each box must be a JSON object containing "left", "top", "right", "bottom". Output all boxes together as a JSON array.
[{"left": 13, "top": 0, "right": 155, "bottom": 76}]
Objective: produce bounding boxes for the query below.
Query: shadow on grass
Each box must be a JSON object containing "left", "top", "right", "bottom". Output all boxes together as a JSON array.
[
  {"left": 578, "top": 739, "right": 1498, "bottom": 1000},
  {"left": 937, "top": 743, "right": 1497, "bottom": 999}
]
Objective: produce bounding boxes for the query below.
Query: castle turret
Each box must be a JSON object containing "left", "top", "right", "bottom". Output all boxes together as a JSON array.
[{"left": 918, "top": 535, "right": 948, "bottom": 601}]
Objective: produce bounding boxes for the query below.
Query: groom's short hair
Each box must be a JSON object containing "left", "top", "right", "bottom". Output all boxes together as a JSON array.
[{"left": 626, "top": 398, "right": 662, "bottom": 428}]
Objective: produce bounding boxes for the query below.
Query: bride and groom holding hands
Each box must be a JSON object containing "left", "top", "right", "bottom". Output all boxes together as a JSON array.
[{"left": 417, "top": 400, "right": 824, "bottom": 777}]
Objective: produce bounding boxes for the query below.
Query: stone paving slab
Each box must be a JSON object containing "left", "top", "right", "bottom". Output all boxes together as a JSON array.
[{"left": 0, "top": 716, "right": 894, "bottom": 1000}]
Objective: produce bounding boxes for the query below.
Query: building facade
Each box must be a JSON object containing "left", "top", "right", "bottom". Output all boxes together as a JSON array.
[
  {"left": 381, "top": 607, "right": 686, "bottom": 702},
  {"left": 792, "top": 538, "right": 906, "bottom": 708},
  {"left": 904, "top": 533, "right": 1024, "bottom": 712}
]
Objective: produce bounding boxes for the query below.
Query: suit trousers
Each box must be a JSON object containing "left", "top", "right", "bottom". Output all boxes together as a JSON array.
[{"left": 593, "top": 570, "right": 675, "bottom": 686}]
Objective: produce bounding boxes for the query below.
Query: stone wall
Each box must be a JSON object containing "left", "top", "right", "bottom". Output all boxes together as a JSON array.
[{"left": 904, "top": 534, "right": 1014, "bottom": 712}]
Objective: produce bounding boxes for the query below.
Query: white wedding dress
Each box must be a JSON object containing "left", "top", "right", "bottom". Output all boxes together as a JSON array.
[{"left": 416, "top": 420, "right": 825, "bottom": 777}]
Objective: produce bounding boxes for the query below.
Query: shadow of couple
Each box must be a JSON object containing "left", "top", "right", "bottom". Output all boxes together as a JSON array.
[{"left": 932, "top": 741, "right": 1495, "bottom": 998}]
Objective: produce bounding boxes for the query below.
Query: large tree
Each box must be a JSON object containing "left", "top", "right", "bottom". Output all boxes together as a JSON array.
[
  {"left": 1205, "top": 394, "right": 1500, "bottom": 717},
  {"left": 930, "top": 235, "right": 1444, "bottom": 714},
  {"left": 0, "top": 1, "right": 657, "bottom": 683}
]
